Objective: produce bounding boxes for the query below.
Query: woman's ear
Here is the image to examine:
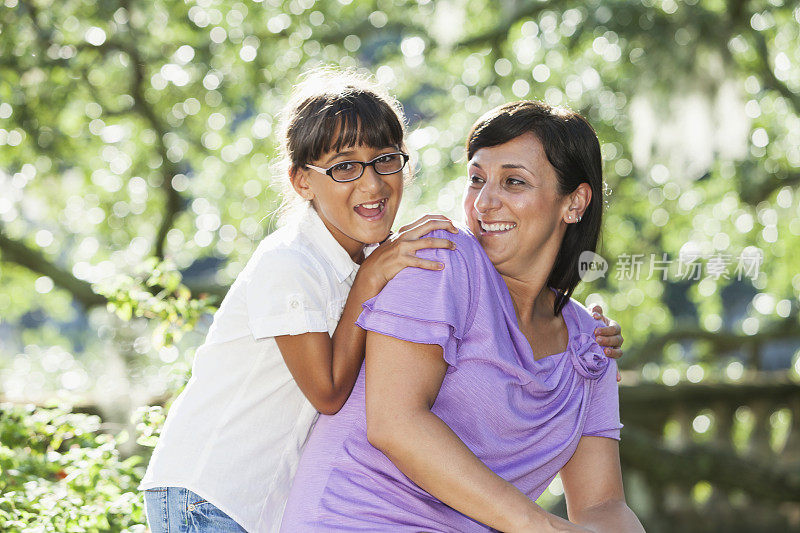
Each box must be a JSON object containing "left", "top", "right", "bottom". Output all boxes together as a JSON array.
[
  {"left": 289, "top": 166, "right": 315, "bottom": 201},
  {"left": 563, "top": 182, "right": 592, "bottom": 223}
]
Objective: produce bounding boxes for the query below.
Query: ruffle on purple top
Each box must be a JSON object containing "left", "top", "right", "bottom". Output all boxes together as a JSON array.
[{"left": 356, "top": 301, "right": 462, "bottom": 371}]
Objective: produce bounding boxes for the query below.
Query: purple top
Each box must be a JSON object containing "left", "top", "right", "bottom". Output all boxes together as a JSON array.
[{"left": 280, "top": 229, "right": 622, "bottom": 532}]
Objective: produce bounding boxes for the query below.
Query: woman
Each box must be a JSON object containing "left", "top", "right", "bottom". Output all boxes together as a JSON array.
[{"left": 280, "top": 101, "right": 643, "bottom": 532}]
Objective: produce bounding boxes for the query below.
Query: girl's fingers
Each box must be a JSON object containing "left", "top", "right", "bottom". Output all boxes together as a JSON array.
[
  {"left": 591, "top": 305, "right": 611, "bottom": 326},
  {"left": 404, "top": 219, "right": 458, "bottom": 240},
  {"left": 399, "top": 214, "right": 453, "bottom": 233},
  {"left": 397, "top": 218, "right": 444, "bottom": 235},
  {"left": 408, "top": 258, "right": 445, "bottom": 271},
  {"left": 617, "top": 370, "right": 622, "bottom": 382},
  {"left": 593, "top": 324, "right": 622, "bottom": 339},
  {"left": 410, "top": 237, "right": 456, "bottom": 251},
  {"left": 604, "top": 347, "right": 623, "bottom": 359},
  {"left": 596, "top": 334, "right": 624, "bottom": 349}
]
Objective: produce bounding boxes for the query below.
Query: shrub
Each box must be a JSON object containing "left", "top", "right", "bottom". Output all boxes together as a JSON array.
[{"left": 0, "top": 403, "right": 148, "bottom": 532}]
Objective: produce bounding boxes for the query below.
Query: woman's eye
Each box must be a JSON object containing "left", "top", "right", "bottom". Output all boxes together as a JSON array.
[
  {"left": 469, "top": 175, "right": 484, "bottom": 185},
  {"left": 506, "top": 177, "right": 525, "bottom": 186}
]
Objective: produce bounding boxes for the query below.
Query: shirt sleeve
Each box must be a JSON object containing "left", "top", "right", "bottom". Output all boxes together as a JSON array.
[
  {"left": 581, "top": 358, "right": 623, "bottom": 440},
  {"left": 355, "top": 230, "right": 474, "bottom": 367},
  {"left": 245, "top": 248, "right": 329, "bottom": 339}
]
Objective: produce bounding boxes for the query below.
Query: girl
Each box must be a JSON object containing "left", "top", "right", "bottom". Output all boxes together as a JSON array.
[
  {"left": 139, "top": 70, "right": 624, "bottom": 533},
  {"left": 139, "top": 70, "right": 458, "bottom": 533}
]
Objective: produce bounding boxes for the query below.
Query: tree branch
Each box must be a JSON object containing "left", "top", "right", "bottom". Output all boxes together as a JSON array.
[
  {"left": 456, "top": 1, "right": 553, "bottom": 48},
  {"left": 120, "top": 39, "right": 185, "bottom": 260},
  {"left": 0, "top": 225, "right": 228, "bottom": 309},
  {"left": 0, "top": 228, "right": 106, "bottom": 309},
  {"left": 750, "top": 28, "right": 800, "bottom": 115},
  {"left": 20, "top": 0, "right": 188, "bottom": 262},
  {"left": 741, "top": 170, "right": 800, "bottom": 204}
]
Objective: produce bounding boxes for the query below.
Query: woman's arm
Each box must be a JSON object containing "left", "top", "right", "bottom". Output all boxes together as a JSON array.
[
  {"left": 365, "top": 332, "right": 585, "bottom": 533},
  {"left": 276, "top": 216, "right": 457, "bottom": 415},
  {"left": 560, "top": 436, "right": 644, "bottom": 533}
]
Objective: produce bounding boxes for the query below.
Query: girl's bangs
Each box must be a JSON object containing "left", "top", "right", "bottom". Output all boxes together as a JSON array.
[{"left": 321, "top": 97, "right": 404, "bottom": 156}]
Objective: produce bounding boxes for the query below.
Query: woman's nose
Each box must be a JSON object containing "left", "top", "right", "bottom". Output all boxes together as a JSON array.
[{"left": 473, "top": 182, "right": 501, "bottom": 213}]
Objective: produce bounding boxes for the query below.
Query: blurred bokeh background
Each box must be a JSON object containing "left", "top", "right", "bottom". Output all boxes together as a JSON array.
[{"left": 1, "top": 0, "right": 799, "bottom": 531}]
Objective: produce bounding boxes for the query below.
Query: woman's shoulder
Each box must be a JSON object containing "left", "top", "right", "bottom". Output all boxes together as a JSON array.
[
  {"left": 564, "top": 297, "right": 606, "bottom": 335},
  {"left": 421, "top": 224, "right": 490, "bottom": 270}
]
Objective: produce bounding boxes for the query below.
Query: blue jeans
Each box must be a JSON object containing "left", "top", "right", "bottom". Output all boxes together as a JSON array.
[{"left": 143, "top": 487, "right": 247, "bottom": 533}]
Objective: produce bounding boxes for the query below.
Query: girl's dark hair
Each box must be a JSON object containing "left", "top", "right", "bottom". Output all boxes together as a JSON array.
[
  {"left": 281, "top": 69, "right": 406, "bottom": 173},
  {"left": 467, "top": 100, "right": 604, "bottom": 315}
]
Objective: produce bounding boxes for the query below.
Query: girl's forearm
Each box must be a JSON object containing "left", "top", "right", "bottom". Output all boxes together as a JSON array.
[
  {"left": 369, "top": 409, "right": 583, "bottom": 533},
  {"left": 327, "top": 274, "right": 378, "bottom": 403}
]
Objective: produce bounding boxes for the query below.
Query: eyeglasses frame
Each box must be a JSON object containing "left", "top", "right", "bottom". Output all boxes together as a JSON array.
[{"left": 304, "top": 151, "right": 409, "bottom": 183}]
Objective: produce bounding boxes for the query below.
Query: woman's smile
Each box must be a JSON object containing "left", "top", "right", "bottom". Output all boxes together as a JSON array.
[{"left": 477, "top": 220, "right": 517, "bottom": 234}]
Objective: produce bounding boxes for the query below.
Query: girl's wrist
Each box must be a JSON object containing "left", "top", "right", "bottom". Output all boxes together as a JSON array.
[{"left": 353, "top": 266, "right": 385, "bottom": 297}]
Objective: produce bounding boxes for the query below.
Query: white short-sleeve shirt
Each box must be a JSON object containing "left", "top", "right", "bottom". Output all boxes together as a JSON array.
[{"left": 139, "top": 203, "right": 362, "bottom": 532}]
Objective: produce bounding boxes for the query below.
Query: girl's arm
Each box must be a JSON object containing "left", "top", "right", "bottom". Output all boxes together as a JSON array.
[
  {"left": 365, "top": 333, "right": 586, "bottom": 533},
  {"left": 560, "top": 436, "right": 644, "bottom": 532},
  {"left": 275, "top": 216, "right": 457, "bottom": 415}
]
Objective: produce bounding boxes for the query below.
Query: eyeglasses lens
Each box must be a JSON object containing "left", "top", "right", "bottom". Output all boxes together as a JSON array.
[{"left": 330, "top": 154, "right": 406, "bottom": 181}]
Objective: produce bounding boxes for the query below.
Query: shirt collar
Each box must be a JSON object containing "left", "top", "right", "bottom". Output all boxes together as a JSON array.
[{"left": 299, "top": 203, "right": 360, "bottom": 283}]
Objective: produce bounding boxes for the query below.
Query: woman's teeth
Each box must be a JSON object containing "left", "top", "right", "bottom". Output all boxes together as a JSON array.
[
  {"left": 360, "top": 201, "right": 382, "bottom": 209},
  {"left": 480, "top": 221, "right": 516, "bottom": 232}
]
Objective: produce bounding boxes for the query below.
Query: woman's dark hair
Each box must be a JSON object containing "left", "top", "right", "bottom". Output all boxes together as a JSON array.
[
  {"left": 466, "top": 100, "right": 604, "bottom": 316},
  {"left": 281, "top": 69, "right": 406, "bottom": 173}
]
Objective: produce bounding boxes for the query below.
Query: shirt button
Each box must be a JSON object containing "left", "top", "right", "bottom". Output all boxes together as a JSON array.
[
  {"left": 290, "top": 300, "right": 300, "bottom": 309},
  {"left": 188, "top": 504, "right": 195, "bottom": 511}
]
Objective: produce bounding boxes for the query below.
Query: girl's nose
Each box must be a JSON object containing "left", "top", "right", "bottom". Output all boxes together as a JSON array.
[{"left": 357, "top": 166, "right": 384, "bottom": 193}]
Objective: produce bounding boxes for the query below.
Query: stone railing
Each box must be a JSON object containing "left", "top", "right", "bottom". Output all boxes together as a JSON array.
[{"left": 617, "top": 375, "right": 800, "bottom": 532}]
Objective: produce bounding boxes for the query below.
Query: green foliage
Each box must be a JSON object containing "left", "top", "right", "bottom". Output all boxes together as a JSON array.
[
  {"left": 132, "top": 404, "right": 166, "bottom": 449},
  {"left": 0, "top": 403, "right": 147, "bottom": 532},
  {"left": 2, "top": 0, "right": 798, "bottom": 391},
  {"left": 98, "top": 258, "right": 217, "bottom": 348},
  {"left": 1, "top": 0, "right": 800, "bottom": 526}
]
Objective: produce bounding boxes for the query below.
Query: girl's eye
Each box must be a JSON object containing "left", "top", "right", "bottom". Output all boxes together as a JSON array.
[{"left": 333, "top": 162, "right": 355, "bottom": 172}]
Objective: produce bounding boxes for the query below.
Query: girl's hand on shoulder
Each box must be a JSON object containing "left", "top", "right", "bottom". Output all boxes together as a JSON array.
[
  {"left": 591, "top": 305, "right": 624, "bottom": 382},
  {"left": 360, "top": 214, "right": 458, "bottom": 292}
]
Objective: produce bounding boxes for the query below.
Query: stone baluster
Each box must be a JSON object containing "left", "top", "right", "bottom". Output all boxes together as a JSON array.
[
  {"left": 748, "top": 399, "right": 773, "bottom": 459},
  {"left": 705, "top": 401, "right": 736, "bottom": 512},
  {"left": 780, "top": 396, "right": 800, "bottom": 463}
]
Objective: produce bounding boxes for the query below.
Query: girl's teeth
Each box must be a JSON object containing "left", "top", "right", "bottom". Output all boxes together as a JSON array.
[
  {"left": 481, "top": 222, "right": 516, "bottom": 232},
  {"left": 361, "top": 202, "right": 381, "bottom": 209}
]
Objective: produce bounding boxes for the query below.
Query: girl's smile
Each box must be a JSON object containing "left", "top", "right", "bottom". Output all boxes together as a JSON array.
[{"left": 353, "top": 197, "right": 388, "bottom": 221}]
